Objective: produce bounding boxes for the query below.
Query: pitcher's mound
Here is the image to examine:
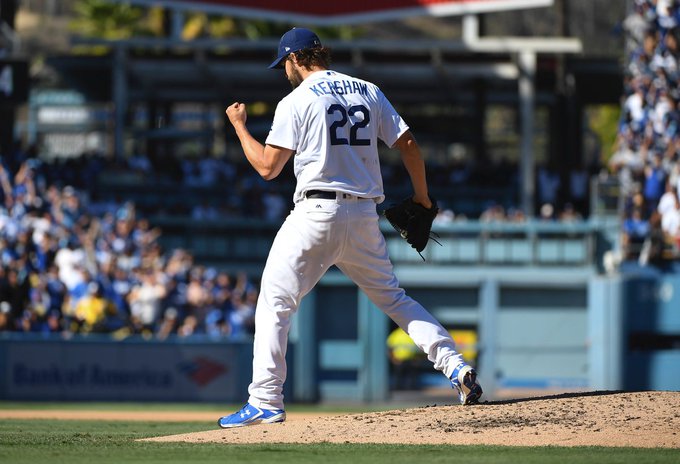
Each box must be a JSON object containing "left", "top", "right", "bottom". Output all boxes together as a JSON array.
[{"left": 142, "top": 391, "right": 680, "bottom": 448}]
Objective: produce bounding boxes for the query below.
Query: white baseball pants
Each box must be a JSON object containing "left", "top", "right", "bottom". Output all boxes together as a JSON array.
[{"left": 247, "top": 194, "right": 463, "bottom": 410}]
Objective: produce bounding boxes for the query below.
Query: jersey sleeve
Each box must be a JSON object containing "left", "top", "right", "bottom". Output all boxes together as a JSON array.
[
  {"left": 265, "top": 97, "right": 298, "bottom": 150},
  {"left": 376, "top": 89, "right": 409, "bottom": 148}
]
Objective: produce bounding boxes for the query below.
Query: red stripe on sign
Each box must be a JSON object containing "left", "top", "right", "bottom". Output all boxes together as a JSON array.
[
  {"left": 180, "top": 357, "right": 228, "bottom": 387},
  {"left": 191, "top": 0, "right": 526, "bottom": 16}
]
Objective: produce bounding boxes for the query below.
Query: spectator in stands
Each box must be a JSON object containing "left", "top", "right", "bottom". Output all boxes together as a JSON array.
[
  {"left": 609, "top": 127, "right": 646, "bottom": 197},
  {"left": 179, "top": 268, "right": 210, "bottom": 334},
  {"left": 127, "top": 152, "right": 153, "bottom": 177},
  {"left": 0, "top": 267, "right": 29, "bottom": 330},
  {"left": 127, "top": 268, "right": 167, "bottom": 335},
  {"left": 559, "top": 203, "right": 583, "bottom": 222},
  {"left": 228, "top": 287, "right": 256, "bottom": 338},
  {"left": 177, "top": 313, "right": 198, "bottom": 337},
  {"left": 434, "top": 207, "right": 455, "bottom": 224},
  {"left": 23, "top": 273, "right": 51, "bottom": 329},
  {"left": 110, "top": 265, "right": 133, "bottom": 317},
  {"left": 623, "top": 206, "right": 651, "bottom": 258},
  {"left": 72, "top": 281, "right": 118, "bottom": 333},
  {"left": 262, "top": 187, "right": 287, "bottom": 222},
  {"left": 629, "top": 28, "right": 658, "bottom": 76},
  {"left": 30, "top": 227, "right": 56, "bottom": 274},
  {"left": 669, "top": 154, "right": 680, "bottom": 193},
  {"left": 625, "top": 4, "right": 653, "bottom": 50},
  {"left": 658, "top": 179, "right": 679, "bottom": 214},
  {"left": 191, "top": 199, "right": 220, "bottom": 221},
  {"left": 644, "top": 152, "right": 668, "bottom": 213},
  {"left": 181, "top": 156, "right": 203, "bottom": 187},
  {"left": 0, "top": 163, "right": 13, "bottom": 208},
  {"left": 132, "top": 218, "right": 162, "bottom": 250},
  {"left": 639, "top": 211, "right": 669, "bottom": 265},
  {"left": 625, "top": 189, "right": 648, "bottom": 218},
  {"left": 387, "top": 327, "right": 427, "bottom": 390},
  {"left": 661, "top": 191, "right": 680, "bottom": 244},
  {"left": 156, "top": 306, "right": 179, "bottom": 340},
  {"left": 506, "top": 207, "right": 527, "bottom": 223},
  {"left": 539, "top": 203, "right": 556, "bottom": 221},
  {"left": 0, "top": 302, "right": 8, "bottom": 330},
  {"left": 537, "top": 165, "right": 561, "bottom": 209},
  {"left": 197, "top": 154, "right": 224, "bottom": 186},
  {"left": 56, "top": 186, "right": 84, "bottom": 230},
  {"left": 658, "top": 0, "right": 680, "bottom": 30},
  {"left": 653, "top": 25, "right": 680, "bottom": 74},
  {"left": 44, "top": 264, "right": 66, "bottom": 316},
  {"left": 568, "top": 167, "right": 590, "bottom": 215},
  {"left": 479, "top": 202, "right": 506, "bottom": 223},
  {"left": 204, "top": 272, "right": 235, "bottom": 337}
]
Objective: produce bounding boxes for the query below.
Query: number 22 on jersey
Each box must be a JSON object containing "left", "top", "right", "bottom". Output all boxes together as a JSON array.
[{"left": 327, "top": 104, "right": 371, "bottom": 146}]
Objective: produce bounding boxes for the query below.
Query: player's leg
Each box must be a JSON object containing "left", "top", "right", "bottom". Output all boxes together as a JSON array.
[
  {"left": 247, "top": 199, "right": 342, "bottom": 411},
  {"left": 337, "top": 201, "right": 482, "bottom": 403},
  {"left": 220, "top": 200, "right": 342, "bottom": 428},
  {"left": 336, "top": 201, "right": 462, "bottom": 376}
]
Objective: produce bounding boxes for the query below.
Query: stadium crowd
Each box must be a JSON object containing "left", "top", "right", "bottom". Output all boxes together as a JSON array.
[
  {"left": 0, "top": 139, "right": 592, "bottom": 337},
  {"left": 615, "top": 0, "right": 680, "bottom": 261},
  {"left": 0, "top": 152, "right": 257, "bottom": 338}
]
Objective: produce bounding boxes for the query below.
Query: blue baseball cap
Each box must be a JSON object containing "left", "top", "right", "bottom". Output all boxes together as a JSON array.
[{"left": 268, "top": 27, "right": 322, "bottom": 69}]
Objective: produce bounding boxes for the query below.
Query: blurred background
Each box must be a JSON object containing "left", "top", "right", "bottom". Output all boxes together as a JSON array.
[{"left": 0, "top": 0, "right": 678, "bottom": 404}]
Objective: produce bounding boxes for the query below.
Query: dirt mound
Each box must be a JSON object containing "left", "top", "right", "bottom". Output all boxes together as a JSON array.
[{"left": 143, "top": 391, "right": 680, "bottom": 448}]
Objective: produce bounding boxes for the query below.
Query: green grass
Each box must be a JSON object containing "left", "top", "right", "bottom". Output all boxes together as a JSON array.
[
  {"left": 0, "top": 401, "right": 392, "bottom": 413},
  {"left": 1, "top": 419, "right": 678, "bottom": 464},
  {"left": 0, "top": 401, "right": 225, "bottom": 411}
]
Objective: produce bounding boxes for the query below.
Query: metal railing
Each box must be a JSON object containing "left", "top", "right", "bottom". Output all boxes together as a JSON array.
[{"left": 150, "top": 216, "right": 615, "bottom": 271}]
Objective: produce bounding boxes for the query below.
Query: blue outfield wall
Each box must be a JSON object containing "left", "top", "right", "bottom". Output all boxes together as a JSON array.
[
  {"left": 619, "top": 264, "right": 680, "bottom": 391},
  {"left": 292, "top": 266, "right": 595, "bottom": 402}
]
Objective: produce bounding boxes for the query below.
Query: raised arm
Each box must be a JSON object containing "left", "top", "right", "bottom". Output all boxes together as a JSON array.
[{"left": 226, "top": 102, "right": 294, "bottom": 180}]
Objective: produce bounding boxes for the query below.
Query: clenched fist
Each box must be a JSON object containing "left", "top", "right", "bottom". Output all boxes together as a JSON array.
[{"left": 226, "top": 102, "right": 247, "bottom": 127}]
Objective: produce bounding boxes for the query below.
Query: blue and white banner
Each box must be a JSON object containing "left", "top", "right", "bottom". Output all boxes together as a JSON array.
[{"left": 0, "top": 338, "right": 255, "bottom": 402}]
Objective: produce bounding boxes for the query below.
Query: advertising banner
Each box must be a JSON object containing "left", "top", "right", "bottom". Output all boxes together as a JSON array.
[{"left": 1, "top": 338, "right": 254, "bottom": 402}]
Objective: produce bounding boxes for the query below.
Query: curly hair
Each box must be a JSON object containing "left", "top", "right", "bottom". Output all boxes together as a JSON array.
[{"left": 292, "top": 46, "right": 332, "bottom": 70}]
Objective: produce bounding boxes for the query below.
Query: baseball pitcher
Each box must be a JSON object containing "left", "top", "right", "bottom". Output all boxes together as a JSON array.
[{"left": 218, "top": 27, "right": 482, "bottom": 428}]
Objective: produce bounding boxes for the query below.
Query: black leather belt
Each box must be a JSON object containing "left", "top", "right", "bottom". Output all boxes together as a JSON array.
[
  {"left": 306, "top": 190, "right": 336, "bottom": 199},
  {"left": 306, "top": 190, "right": 365, "bottom": 200}
]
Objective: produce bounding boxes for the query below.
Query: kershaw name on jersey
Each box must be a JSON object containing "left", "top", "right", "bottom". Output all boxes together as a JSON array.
[{"left": 308, "top": 80, "right": 368, "bottom": 97}]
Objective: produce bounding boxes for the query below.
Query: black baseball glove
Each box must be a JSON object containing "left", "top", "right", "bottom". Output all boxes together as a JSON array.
[{"left": 383, "top": 196, "right": 440, "bottom": 258}]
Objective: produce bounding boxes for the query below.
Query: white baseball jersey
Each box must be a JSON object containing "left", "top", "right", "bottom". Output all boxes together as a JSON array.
[{"left": 265, "top": 70, "right": 409, "bottom": 204}]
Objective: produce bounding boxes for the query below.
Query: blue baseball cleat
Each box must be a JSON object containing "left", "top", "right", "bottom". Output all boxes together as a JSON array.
[
  {"left": 217, "top": 403, "right": 286, "bottom": 428},
  {"left": 450, "top": 363, "right": 483, "bottom": 405}
]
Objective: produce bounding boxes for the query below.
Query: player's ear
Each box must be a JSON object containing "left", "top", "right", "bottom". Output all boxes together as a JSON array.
[{"left": 289, "top": 53, "right": 298, "bottom": 66}]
